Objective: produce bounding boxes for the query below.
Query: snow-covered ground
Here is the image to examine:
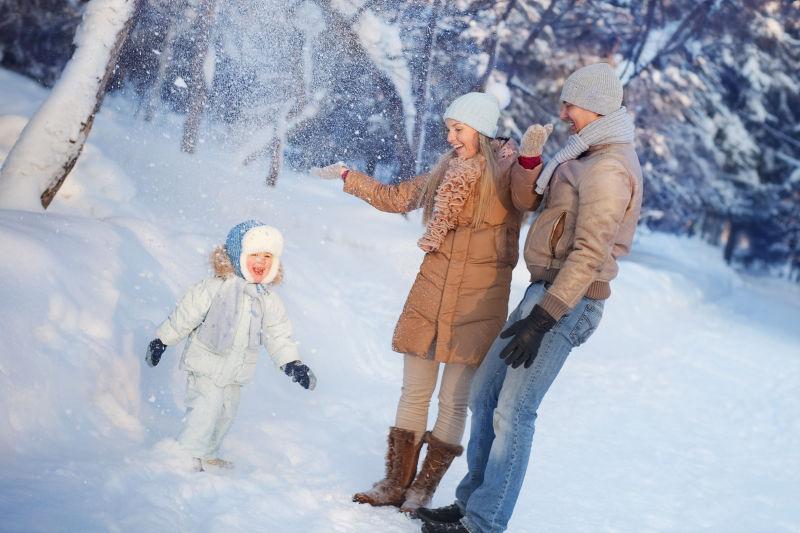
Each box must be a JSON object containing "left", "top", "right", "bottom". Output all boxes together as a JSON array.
[{"left": 1, "top": 68, "right": 798, "bottom": 533}]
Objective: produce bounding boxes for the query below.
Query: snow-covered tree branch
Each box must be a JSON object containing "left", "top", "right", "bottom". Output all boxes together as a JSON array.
[{"left": 0, "top": 0, "right": 140, "bottom": 211}]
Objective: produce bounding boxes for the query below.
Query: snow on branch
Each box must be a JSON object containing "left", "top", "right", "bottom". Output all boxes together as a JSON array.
[
  {"left": 0, "top": 0, "right": 139, "bottom": 211},
  {"left": 351, "top": 9, "right": 416, "bottom": 146}
]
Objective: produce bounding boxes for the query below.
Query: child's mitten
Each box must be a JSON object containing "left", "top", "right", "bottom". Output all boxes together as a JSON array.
[
  {"left": 145, "top": 338, "right": 167, "bottom": 367},
  {"left": 281, "top": 360, "right": 317, "bottom": 390}
]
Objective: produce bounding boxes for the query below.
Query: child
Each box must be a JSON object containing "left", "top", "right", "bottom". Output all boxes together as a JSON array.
[{"left": 145, "top": 219, "right": 315, "bottom": 471}]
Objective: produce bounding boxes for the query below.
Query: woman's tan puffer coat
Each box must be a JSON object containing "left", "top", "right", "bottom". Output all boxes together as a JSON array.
[{"left": 343, "top": 140, "right": 542, "bottom": 366}]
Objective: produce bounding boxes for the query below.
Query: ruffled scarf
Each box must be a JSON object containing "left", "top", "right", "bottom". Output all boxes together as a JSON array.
[
  {"left": 417, "top": 155, "right": 484, "bottom": 253},
  {"left": 417, "top": 139, "right": 517, "bottom": 253}
]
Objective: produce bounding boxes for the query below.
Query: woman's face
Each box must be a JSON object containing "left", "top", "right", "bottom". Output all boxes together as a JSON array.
[
  {"left": 246, "top": 252, "right": 273, "bottom": 283},
  {"left": 445, "top": 119, "right": 480, "bottom": 159}
]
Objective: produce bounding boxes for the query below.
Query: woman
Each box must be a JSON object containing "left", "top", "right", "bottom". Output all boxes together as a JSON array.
[{"left": 314, "top": 92, "right": 551, "bottom": 514}]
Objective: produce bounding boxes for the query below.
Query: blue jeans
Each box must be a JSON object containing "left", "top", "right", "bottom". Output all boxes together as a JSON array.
[{"left": 454, "top": 281, "right": 604, "bottom": 533}]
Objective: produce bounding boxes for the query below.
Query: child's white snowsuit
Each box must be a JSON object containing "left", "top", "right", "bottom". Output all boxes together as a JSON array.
[{"left": 157, "top": 276, "right": 299, "bottom": 458}]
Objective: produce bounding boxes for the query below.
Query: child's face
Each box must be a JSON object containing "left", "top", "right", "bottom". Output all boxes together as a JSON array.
[{"left": 246, "top": 252, "right": 273, "bottom": 283}]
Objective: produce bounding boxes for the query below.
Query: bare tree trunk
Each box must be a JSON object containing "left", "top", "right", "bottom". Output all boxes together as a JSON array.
[
  {"left": 315, "top": 0, "right": 415, "bottom": 179},
  {"left": 619, "top": 0, "right": 658, "bottom": 81},
  {"left": 475, "top": 0, "right": 517, "bottom": 91},
  {"left": 411, "top": 0, "right": 440, "bottom": 172},
  {"left": 0, "top": 0, "right": 142, "bottom": 211},
  {"left": 140, "top": 15, "right": 180, "bottom": 122},
  {"left": 41, "top": 19, "right": 138, "bottom": 208},
  {"left": 623, "top": 0, "right": 716, "bottom": 86},
  {"left": 240, "top": 5, "right": 312, "bottom": 186},
  {"left": 244, "top": 0, "right": 416, "bottom": 182},
  {"left": 181, "top": 0, "right": 217, "bottom": 153},
  {"left": 266, "top": 129, "right": 283, "bottom": 187},
  {"left": 267, "top": 102, "right": 291, "bottom": 186},
  {"left": 723, "top": 221, "right": 742, "bottom": 264},
  {"left": 348, "top": 0, "right": 383, "bottom": 25},
  {"left": 507, "top": 0, "right": 574, "bottom": 84}
]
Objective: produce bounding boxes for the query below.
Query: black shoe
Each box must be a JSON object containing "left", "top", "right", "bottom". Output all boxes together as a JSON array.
[
  {"left": 421, "top": 520, "right": 468, "bottom": 533},
  {"left": 417, "top": 503, "right": 464, "bottom": 524}
]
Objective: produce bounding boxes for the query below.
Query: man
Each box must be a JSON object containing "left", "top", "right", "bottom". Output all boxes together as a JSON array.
[{"left": 418, "top": 63, "right": 643, "bottom": 533}]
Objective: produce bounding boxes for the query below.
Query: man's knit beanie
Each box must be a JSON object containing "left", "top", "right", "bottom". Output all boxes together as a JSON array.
[
  {"left": 443, "top": 92, "right": 501, "bottom": 138},
  {"left": 560, "top": 63, "right": 623, "bottom": 116}
]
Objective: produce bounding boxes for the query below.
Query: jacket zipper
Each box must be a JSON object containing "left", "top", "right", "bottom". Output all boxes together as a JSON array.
[{"left": 549, "top": 211, "right": 567, "bottom": 258}]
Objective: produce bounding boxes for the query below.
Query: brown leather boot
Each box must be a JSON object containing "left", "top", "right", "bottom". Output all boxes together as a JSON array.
[
  {"left": 400, "top": 431, "right": 463, "bottom": 515},
  {"left": 352, "top": 427, "right": 423, "bottom": 507}
]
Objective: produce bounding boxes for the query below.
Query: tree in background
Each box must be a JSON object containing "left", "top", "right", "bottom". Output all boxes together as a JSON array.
[
  {"left": 0, "top": 0, "right": 141, "bottom": 210},
  {"left": 0, "top": 0, "right": 797, "bottom": 278},
  {"left": 180, "top": 0, "right": 218, "bottom": 153},
  {"left": 469, "top": 0, "right": 799, "bottom": 277},
  {"left": 0, "top": 0, "right": 86, "bottom": 86}
]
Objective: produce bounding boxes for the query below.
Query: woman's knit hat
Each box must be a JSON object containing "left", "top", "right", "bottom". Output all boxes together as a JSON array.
[
  {"left": 443, "top": 92, "right": 501, "bottom": 138},
  {"left": 560, "top": 63, "right": 624, "bottom": 116},
  {"left": 225, "top": 220, "right": 284, "bottom": 284}
]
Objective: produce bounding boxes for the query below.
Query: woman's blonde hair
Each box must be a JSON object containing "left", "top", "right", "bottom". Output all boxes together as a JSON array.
[{"left": 419, "top": 134, "right": 499, "bottom": 228}]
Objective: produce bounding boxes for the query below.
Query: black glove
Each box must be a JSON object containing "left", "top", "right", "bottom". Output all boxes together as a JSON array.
[
  {"left": 498, "top": 305, "right": 557, "bottom": 369},
  {"left": 282, "top": 360, "right": 317, "bottom": 390},
  {"left": 145, "top": 338, "right": 167, "bottom": 367}
]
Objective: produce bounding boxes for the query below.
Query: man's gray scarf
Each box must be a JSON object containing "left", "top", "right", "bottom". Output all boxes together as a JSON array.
[
  {"left": 196, "top": 277, "right": 266, "bottom": 353},
  {"left": 535, "top": 107, "right": 636, "bottom": 194}
]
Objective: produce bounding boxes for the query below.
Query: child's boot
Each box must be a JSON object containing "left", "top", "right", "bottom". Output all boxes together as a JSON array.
[
  {"left": 352, "top": 427, "right": 422, "bottom": 507},
  {"left": 400, "top": 432, "right": 463, "bottom": 515}
]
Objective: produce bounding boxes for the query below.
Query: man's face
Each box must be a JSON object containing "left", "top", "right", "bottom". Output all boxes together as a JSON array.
[{"left": 559, "top": 102, "right": 601, "bottom": 134}]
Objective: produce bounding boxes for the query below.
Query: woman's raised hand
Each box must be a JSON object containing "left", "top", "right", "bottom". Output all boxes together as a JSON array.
[
  {"left": 520, "top": 124, "right": 553, "bottom": 157},
  {"left": 311, "top": 162, "right": 348, "bottom": 180}
]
